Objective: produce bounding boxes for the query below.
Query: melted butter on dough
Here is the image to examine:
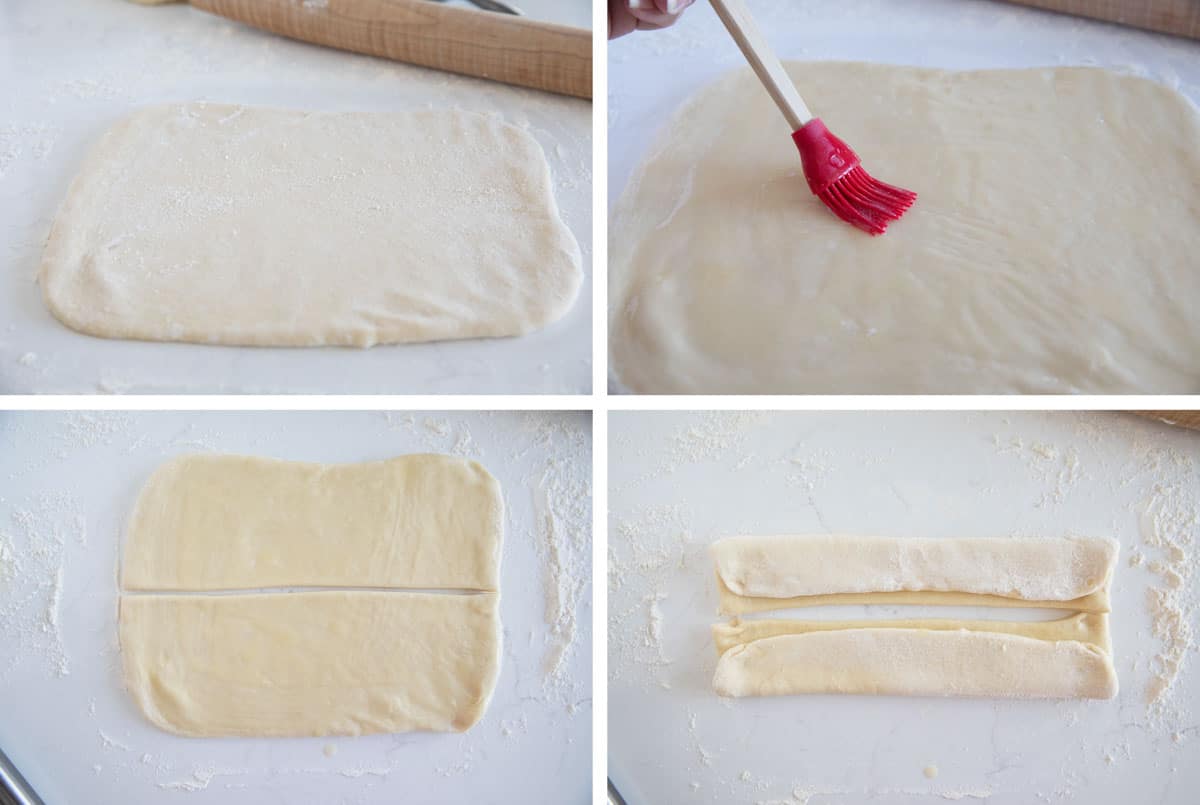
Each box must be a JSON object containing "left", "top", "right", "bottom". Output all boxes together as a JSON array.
[{"left": 610, "top": 64, "right": 1200, "bottom": 393}]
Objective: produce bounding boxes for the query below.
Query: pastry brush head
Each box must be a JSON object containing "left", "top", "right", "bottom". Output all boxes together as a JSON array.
[{"left": 792, "top": 118, "right": 917, "bottom": 236}]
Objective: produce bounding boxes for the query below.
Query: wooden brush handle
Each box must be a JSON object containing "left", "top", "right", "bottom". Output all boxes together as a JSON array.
[
  {"left": 191, "top": 0, "right": 592, "bottom": 99},
  {"left": 709, "top": 0, "right": 811, "bottom": 129}
]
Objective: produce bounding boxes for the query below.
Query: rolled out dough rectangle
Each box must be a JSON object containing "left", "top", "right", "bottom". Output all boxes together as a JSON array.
[
  {"left": 712, "top": 621, "right": 1117, "bottom": 700},
  {"left": 119, "top": 591, "right": 500, "bottom": 737},
  {"left": 40, "top": 104, "right": 583, "bottom": 347},
  {"left": 121, "top": 453, "right": 503, "bottom": 592},
  {"left": 713, "top": 535, "right": 1117, "bottom": 614}
]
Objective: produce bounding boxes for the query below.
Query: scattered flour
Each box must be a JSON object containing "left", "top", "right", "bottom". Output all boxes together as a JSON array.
[
  {"left": 527, "top": 415, "right": 591, "bottom": 710},
  {"left": 0, "top": 490, "right": 81, "bottom": 679}
]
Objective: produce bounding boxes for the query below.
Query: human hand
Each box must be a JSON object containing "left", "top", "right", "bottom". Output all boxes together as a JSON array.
[{"left": 609, "top": 0, "right": 695, "bottom": 39}]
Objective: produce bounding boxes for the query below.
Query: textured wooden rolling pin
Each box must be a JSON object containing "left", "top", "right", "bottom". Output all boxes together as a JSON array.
[
  {"left": 1133, "top": 411, "right": 1200, "bottom": 431},
  {"left": 185, "top": 0, "right": 592, "bottom": 99},
  {"left": 1001, "top": 0, "right": 1200, "bottom": 40}
]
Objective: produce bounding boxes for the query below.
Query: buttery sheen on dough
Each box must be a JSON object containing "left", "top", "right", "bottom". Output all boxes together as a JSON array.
[
  {"left": 42, "top": 104, "right": 582, "bottom": 347},
  {"left": 119, "top": 453, "right": 503, "bottom": 737},
  {"left": 610, "top": 64, "right": 1200, "bottom": 393}
]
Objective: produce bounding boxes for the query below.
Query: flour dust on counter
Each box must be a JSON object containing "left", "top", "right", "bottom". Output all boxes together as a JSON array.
[
  {"left": 609, "top": 411, "right": 1200, "bottom": 805},
  {"left": 0, "top": 411, "right": 592, "bottom": 804}
]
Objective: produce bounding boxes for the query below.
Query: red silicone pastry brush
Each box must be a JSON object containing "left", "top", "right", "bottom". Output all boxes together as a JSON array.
[{"left": 709, "top": 0, "right": 917, "bottom": 235}]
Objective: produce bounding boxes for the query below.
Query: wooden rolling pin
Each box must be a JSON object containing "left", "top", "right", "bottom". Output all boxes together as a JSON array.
[
  {"left": 1000, "top": 0, "right": 1200, "bottom": 40},
  {"left": 186, "top": 0, "right": 592, "bottom": 99},
  {"left": 1133, "top": 411, "right": 1200, "bottom": 431}
]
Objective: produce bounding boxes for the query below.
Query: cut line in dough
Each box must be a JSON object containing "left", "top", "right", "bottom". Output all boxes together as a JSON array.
[
  {"left": 118, "top": 452, "right": 504, "bottom": 737},
  {"left": 713, "top": 535, "right": 1117, "bottom": 614},
  {"left": 41, "top": 104, "right": 582, "bottom": 348}
]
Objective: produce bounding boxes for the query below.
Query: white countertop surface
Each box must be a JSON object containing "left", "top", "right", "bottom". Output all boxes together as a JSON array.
[
  {"left": 609, "top": 411, "right": 1200, "bottom": 804},
  {"left": 0, "top": 410, "right": 592, "bottom": 804},
  {"left": 0, "top": 0, "right": 593, "bottom": 394}
]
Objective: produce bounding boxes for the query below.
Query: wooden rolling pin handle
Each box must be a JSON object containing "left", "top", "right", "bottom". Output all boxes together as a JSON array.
[{"left": 191, "top": 0, "right": 592, "bottom": 99}]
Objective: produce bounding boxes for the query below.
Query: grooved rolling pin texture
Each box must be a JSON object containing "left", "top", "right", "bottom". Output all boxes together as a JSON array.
[
  {"left": 192, "top": 0, "right": 592, "bottom": 98},
  {"left": 999, "top": 0, "right": 1200, "bottom": 39}
]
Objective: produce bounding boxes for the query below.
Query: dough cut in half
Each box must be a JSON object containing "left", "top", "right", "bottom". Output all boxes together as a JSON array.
[
  {"left": 42, "top": 104, "right": 582, "bottom": 347},
  {"left": 118, "top": 452, "right": 503, "bottom": 737},
  {"left": 610, "top": 64, "right": 1200, "bottom": 394},
  {"left": 712, "top": 616, "right": 1118, "bottom": 700},
  {"left": 713, "top": 535, "right": 1117, "bottom": 614},
  {"left": 121, "top": 591, "right": 500, "bottom": 737},
  {"left": 122, "top": 453, "right": 503, "bottom": 592}
]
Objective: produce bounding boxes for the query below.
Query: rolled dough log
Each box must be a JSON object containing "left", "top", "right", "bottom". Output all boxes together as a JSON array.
[
  {"left": 712, "top": 626, "right": 1118, "bottom": 700},
  {"left": 122, "top": 453, "right": 502, "bottom": 591},
  {"left": 610, "top": 64, "right": 1200, "bottom": 394},
  {"left": 120, "top": 591, "right": 500, "bottom": 736},
  {"left": 41, "top": 104, "right": 582, "bottom": 347},
  {"left": 713, "top": 535, "right": 1117, "bottom": 614}
]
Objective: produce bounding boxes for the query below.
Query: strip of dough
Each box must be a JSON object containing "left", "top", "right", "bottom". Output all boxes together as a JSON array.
[
  {"left": 713, "top": 612, "right": 1111, "bottom": 657},
  {"left": 714, "top": 535, "right": 1117, "bottom": 614},
  {"left": 122, "top": 453, "right": 502, "bottom": 592},
  {"left": 40, "top": 104, "right": 582, "bottom": 347},
  {"left": 120, "top": 591, "right": 500, "bottom": 737},
  {"left": 712, "top": 625, "right": 1117, "bottom": 700}
]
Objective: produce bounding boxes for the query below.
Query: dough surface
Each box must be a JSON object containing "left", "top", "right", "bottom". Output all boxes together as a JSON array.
[
  {"left": 120, "top": 591, "right": 500, "bottom": 737},
  {"left": 713, "top": 535, "right": 1117, "bottom": 610},
  {"left": 42, "top": 104, "right": 582, "bottom": 347},
  {"left": 119, "top": 452, "right": 503, "bottom": 737},
  {"left": 122, "top": 453, "right": 502, "bottom": 591},
  {"left": 712, "top": 626, "right": 1117, "bottom": 700},
  {"left": 610, "top": 64, "right": 1200, "bottom": 394}
]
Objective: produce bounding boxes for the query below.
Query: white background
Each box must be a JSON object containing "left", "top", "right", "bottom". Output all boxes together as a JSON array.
[
  {"left": 609, "top": 411, "right": 1200, "bottom": 805},
  {"left": 0, "top": 0, "right": 593, "bottom": 395},
  {"left": 0, "top": 410, "right": 592, "bottom": 804}
]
